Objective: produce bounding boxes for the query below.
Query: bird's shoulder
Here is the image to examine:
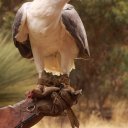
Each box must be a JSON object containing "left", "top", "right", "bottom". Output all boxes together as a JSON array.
[{"left": 63, "top": 4, "right": 74, "bottom": 10}]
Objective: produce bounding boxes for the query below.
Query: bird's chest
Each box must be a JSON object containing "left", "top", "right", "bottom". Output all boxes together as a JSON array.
[
  {"left": 27, "top": 15, "right": 64, "bottom": 55},
  {"left": 27, "top": 4, "right": 60, "bottom": 35}
]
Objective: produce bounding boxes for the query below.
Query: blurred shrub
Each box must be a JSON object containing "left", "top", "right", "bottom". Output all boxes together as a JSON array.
[{"left": 71, "top": 0, "right": 128, "bottom": 42}]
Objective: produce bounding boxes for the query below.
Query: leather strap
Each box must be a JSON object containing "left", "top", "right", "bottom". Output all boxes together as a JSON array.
[{"left": 15, "top": 112, "right": 45, "bottom": 128}]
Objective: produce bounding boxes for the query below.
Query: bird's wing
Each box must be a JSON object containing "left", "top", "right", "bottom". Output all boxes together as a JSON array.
[
  {"left": 62, "top": 4, "right": 90, "bottom": 58},
  {"left": 12, "top": 2, "right": 33, "bottom": 59}
]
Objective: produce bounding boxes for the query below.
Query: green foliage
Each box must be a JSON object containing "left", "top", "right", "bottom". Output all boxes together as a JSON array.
[
  {"left": 73, "top": 0, "right": 128, "bottom": 26},
  {"left": 110, "top": 1, "right": 128, "bottom": 25},
  {"left": 71, "top": 0, "right": 128, "bottom": 42},
  {"left": 0, "top": 0, "right": 23, "bottom": 35},
  {"left": 99, "top": 45, "right": 128, "bottom": 99}
]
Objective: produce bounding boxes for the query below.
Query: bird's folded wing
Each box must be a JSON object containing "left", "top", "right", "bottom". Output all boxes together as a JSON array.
[
  {"left": 12, "top": 2, "right": 33, "bottom": 59},
  {"left": 62, "top": 4, "right": 90, "bottom": 58}
]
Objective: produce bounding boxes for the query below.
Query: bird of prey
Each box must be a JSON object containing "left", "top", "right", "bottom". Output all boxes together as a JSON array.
[{"left": 12, "top": 0, "right": 90, "bottom": 85}]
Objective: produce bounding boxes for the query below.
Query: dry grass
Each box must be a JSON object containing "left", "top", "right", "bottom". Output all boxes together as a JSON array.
[
  {"left": 32, "top": 116, "right": 128, "bottom": 128},
  {"left": 32, "top": 101, "right": 128, "bottom": 128}
]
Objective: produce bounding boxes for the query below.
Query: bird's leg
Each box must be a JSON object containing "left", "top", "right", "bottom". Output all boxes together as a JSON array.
[
  {"left": 46, "top": 74, "right": 69, "bottom": 89},
  {"left": 32, "top": 47, "right": 50, "bottom": 87},
  {"left": 27, "top": 47, "right": 49, "bottom": 100},
  {"left": 26, "top": 71, "right": 59, "bottom": 101},
  {"left": 59, "top": 74, "right": 70, "bottom": 85},
  {"left": 56, "top": 49, "right": 78, "bottom": 93},
  {"left": 37, "top": 71, "right": 50, "bottom": 87},
  {"left": 32, "top": 47, "right": 43, "bottom": 82},
  {"left": 59, "top": 51, "right": 75, "bottom": 86},
  {"left": 49, "top": 74, "right": 74, "bottom": 98}
]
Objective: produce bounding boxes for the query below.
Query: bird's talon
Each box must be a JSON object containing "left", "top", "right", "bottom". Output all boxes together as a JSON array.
[{"left": 72, "top": 89, "right": 82, "bottom": 95}]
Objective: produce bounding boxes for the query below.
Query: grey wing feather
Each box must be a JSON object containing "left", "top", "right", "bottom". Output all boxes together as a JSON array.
[
  {"left": 62, "top": 4, "right": 90, "bottom": 58},
  {"left": 12, "top": 6, "right": 33, "bottom": 59}
]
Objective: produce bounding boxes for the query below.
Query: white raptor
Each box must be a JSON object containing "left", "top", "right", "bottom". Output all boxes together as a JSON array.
[{"left": 13, "top": 0, "right": 90, "bottom": 82}]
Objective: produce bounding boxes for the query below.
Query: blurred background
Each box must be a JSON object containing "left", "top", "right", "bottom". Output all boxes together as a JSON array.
[{"left": 0, "top": 0, "right": 128, "bottom": 128}]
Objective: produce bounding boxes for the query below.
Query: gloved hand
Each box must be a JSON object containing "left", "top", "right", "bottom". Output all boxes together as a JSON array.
[
  {"left": 0, "top": 85, "right": 81, "bottom": 128},
  {"left": 18, "top": 85, "right": 81, "bottom": 128}
]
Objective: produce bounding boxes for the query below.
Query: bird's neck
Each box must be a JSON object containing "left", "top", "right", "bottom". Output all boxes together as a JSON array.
[
  {"left": 31, "top": 0, "right": 69, "bottom": 22},
  {"left": 33, "top": 0, "right": 69, "bottom": 9}
]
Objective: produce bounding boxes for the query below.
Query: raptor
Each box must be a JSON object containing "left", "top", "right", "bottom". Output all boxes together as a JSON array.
[{"left": 13, "top": 0, "right": 90, "bottom": 86}]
